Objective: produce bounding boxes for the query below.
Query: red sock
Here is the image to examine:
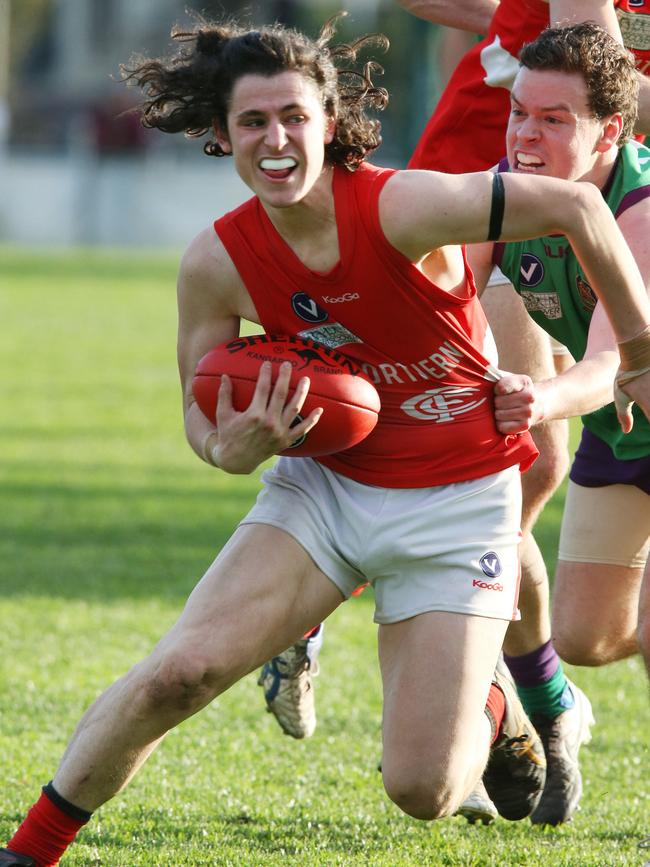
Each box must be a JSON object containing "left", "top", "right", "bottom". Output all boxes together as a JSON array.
[
  {"left": 484, "top": 682, "right": 507, "bottom": 745},
  {"left": 8, "top": 784, "right": 91, "bottom": 867},
  {"left": 302, "top": 624, "right": 321, "bottom": 639}
]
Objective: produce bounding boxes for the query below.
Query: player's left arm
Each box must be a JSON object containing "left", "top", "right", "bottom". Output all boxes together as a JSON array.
[
  {"left": 380, "top": 168, "right": 650, "bottom": 425},
  {"left": 381, "top": 169, "right": 650, "bottom": 337}
]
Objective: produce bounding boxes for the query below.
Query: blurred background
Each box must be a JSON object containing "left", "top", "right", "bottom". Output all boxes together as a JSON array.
[{"left": 0, "top": 0, "right": 468, "bottom": 249}]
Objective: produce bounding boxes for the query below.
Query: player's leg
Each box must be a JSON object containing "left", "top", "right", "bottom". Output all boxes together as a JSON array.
[
  {"left": 4, "top": 523, "right": 345, "bottom": 865},
  {"left": 480, "top": 279, "right": 582, "bottom": 826},
  {"left": 379, "top": 612, "right": 545, "bottom": 822},
  {"left": 259, "top": 583, "right": 367, "bottom": 739},
  {"left": 535, "top": 481, "right": 650, "bottom": 830},
  {"left": 481, "top": 279, "right": 569, "bottom": 657},
  {"left": 373, "top": 466, "right": 544, "bottom": 822},
  {"left": 637, "top": 557, "right": 650, "bottom": 678},
  {"left": 379, "top": 610, "right": 503, "bottom": 819},
  {"left": 552, "top": 481, "right": 650, "bottom": 665},
  {"left": 257, "top": 622, "right": 324, "bottom": 739}
]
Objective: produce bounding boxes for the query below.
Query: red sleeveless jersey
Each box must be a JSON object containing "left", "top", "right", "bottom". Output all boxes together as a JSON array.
[
  {"left": 214, "top": 163, "right": 537, "bottom": 487},
  {"left": 409, "top": 0, "right": 649, "bottom": 173},
  {"left": 409, "top": 0, "right": 548, "bottom": 172}
]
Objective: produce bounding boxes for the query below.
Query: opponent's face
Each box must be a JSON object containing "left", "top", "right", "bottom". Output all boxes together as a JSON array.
[
  {"left": 216, "top": 70, "right": 335, "bottom": 208},
  {"left": 506, "top": 67, "right": 620, "bottom": 182}
]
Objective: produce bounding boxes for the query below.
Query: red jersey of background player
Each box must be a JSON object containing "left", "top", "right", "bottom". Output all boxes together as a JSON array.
[
  {"left": 214, "top": 162, "right": 537, "bottom": 488},
  {"left": 617, "top": 0, "right": 650, "bottom": 75},
  {"left": 409, "top": 0, "right": 649, "bottom": 173}
]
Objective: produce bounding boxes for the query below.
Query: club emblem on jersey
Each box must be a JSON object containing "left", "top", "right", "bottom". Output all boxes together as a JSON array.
[
  {"left": 400, "top": 386, "right": 486, "bottom": 423},
  {"left": 519, "top": 253, "right": 545, "bottom": 287},
  {"left": 291, "top": 292, "right": 328, "bottom": 323},
  {"left": 576, "top": 274, "right": 597, "bottom": 312},
  {"left": 479, "top": 551, "right": 502, "bottom": 579}
]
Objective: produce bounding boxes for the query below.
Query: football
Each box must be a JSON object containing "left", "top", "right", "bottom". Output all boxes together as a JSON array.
[{"left": 192, "top": 334, "right": 381, "bottom": 457}]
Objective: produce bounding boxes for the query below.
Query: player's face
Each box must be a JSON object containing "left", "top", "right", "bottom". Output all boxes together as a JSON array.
[
  {"left": 507, "top": 67, "right": 617, "bottom": 182},
  {"left": 217, "top": 70, "right": 335, "bottom": 209}
]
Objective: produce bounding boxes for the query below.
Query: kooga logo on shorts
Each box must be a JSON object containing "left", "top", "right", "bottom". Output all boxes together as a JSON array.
[{"left": 472, "top": 579, "right": 504, "bottom": 592}]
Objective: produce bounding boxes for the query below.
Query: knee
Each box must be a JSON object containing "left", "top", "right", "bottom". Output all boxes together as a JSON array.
[
  {"left": 382, "top": 769, "right": 458, "bottom": 821},
  {"left": 139, "top": 647, "right": 227, "bottom": 717},
  {"left": 553, "top": 630, "right": 609, "bottom": 667},
  {"left": 636, "top": 616, "right": 650, "bottom": 665}
]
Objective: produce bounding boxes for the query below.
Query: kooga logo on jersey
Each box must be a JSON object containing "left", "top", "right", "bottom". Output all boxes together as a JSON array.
[
  {"left": 322, "top": 292, "right": 360, "bottom": 303},
  {"left": 401, "top": 386, "right": 486, "bottom": 423}
]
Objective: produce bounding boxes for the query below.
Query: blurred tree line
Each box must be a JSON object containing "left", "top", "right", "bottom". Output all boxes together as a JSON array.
[{"left": 6, "top": 0, "right": 449, "bottom": 165}]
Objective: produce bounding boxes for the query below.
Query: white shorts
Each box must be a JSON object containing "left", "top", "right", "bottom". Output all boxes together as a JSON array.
[{"left": 240, "top": 458, "right": 523, "bottom": 624}]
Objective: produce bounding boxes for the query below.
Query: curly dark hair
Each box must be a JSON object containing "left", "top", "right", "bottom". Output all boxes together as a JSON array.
[
  {"left": 519, "top": 22, "right": 639, "bottom": 146},
  {"left": 120, "top": 12, "right": 389, "bottom": 168}
]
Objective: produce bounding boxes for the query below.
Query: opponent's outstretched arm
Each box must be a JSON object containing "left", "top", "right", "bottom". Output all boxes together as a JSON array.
[{"left": 493, "top": 305, "right": 621, "bottom": 432}]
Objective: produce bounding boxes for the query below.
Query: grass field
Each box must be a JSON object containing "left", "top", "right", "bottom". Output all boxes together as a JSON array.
[{"left": 1, "top": 247, "right": 648, "bottom": 866}]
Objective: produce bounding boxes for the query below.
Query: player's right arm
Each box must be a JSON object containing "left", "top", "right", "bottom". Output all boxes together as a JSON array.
[
  {"left": 395, "top": 0, "right": 497, "bottom": 34},
  {"left": 177, "top": 229, "right": 321, "bottom": 475}
]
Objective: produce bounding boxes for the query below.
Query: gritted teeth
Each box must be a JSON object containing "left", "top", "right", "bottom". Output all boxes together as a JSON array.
[
  {"left": 260, "top": 157, "right": 297, "bottom": 170},
  {"left": 516, "top": 152, "right": 543, "bottom": 166}
]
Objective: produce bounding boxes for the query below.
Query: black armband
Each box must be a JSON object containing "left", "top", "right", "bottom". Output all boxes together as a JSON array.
[{"left": 487, "top": 173, "right": 505, "bottom": 242}]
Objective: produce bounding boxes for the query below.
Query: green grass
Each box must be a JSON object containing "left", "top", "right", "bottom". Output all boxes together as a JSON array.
[{"left": 1, "top": 246, "right": 648, "bottom": 866}]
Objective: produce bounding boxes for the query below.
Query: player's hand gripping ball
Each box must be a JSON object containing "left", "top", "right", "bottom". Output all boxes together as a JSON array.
[{"left": 192, "top": 334, "right": 380, "bottom": 457}]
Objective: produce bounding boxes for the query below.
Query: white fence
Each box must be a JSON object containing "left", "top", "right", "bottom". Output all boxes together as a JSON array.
[{"left": 0, "top": 152, "right": 250, "bottom": 248}]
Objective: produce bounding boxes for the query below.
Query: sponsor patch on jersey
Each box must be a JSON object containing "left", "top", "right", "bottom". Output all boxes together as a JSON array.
[
  {"left": 400, "top": 386, "right": 486, "bottom": 422},
  {"left": 520, "top": 290, "right": 563, "bottom": 320},
  {"left": 291, "top": 292, "right": 329, "bottom": 323},
  {"left": 519, "top": 253, "right": 545, "bottom": 287},
  {"left": 576, "top": 273, "right": 597, "bottom": 312},
  {"left": 297, "top": 323, "right": 362, "bottom": 348},
  {"left": 617, "top": 8, "right": 650, "bottom": 51},
  {"left": 479, "top": 551, "right": 502, "bottom": 579}
]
